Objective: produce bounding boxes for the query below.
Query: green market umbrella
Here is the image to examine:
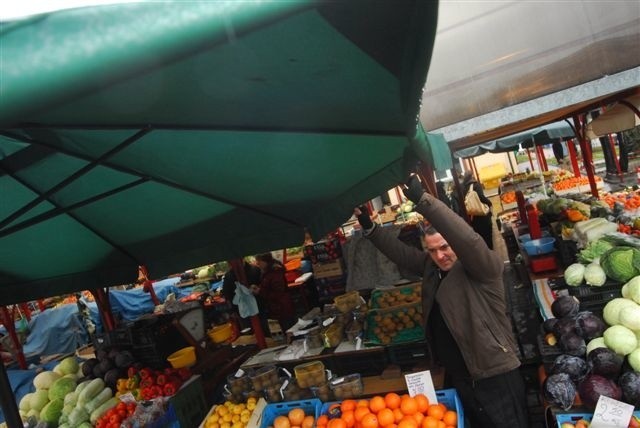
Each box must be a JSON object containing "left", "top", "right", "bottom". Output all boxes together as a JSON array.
[{"left": 0, "top": 1, "right": 440, "bottom": 305}]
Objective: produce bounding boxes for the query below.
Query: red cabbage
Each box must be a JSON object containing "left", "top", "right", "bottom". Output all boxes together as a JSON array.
[
  {"left": 550, "top": 355, "right": 588, "bottom": 383},
  {"left": 575, "top": 311, "right": 606, "bottom": 341},
  {"left": 544, "top": 373, "right": 576, "bottom": 411},
  {"left": 578, "top": 374, "right": 622, "bottom": 409},
  {"left": 619, "top": 371, "right": 640, "bottom": 407},
  {"left": 552, "top": 296, "right": 580, "bottom": 318},
  {"left": 587, "top": 347, "right": 623, "bottom": 379}
]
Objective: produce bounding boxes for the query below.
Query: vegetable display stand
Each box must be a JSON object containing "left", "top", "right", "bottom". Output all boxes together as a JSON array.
[{"left": 553, "top": 410, "right": 640, "bottom": 428}]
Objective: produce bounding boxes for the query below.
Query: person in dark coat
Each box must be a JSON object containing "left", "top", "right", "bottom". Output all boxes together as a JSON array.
[
  {"left": 222, "top": 261, "right": 270, "bottom": 336},
  {"left": 354, "top": 175, "right": 528, "bottom": 428},
  {"left": 462, "top": 170, "right": 494, "bottom": 249},
  {"left": 255, "top": 253, "right": 296, "bottom": 333},
  {"left": 435, "top": 181, "right": 452, "bottom": 209}
]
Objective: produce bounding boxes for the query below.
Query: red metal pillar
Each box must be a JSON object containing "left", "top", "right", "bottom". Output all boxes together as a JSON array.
[
  {"left": 526, "top": 148, "right": 535, "bottom": 171},
  {"left": 229, "top": 258, "right": 266, "bottom": 350},
  {"left": 0, "top": 306, "right": 27, "bottom": 369},
  {"left": 607, "top": 134, "right": 623, "bottom": 183},
  {"left": 567, "top": 139, "right": 581, "bottom": 177},
  {"left": 90, "top": 288, "right": 115, "bottom": 332},
  {"left": 573, "top": 115, "right": 599, "bottom": 198},
  {"left": 535, "top": 145, "right": 548, "bottom": 171},
  {"left": 36, "top": 300, "right": 46, "bottom": 313},
  {"left": 19, "top": 303, "right": 31, "bottom": 321}
]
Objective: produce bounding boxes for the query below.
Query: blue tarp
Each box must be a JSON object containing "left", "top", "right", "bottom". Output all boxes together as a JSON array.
[{"left": 22, "top": 304, "right": 88, "bottom": 357}]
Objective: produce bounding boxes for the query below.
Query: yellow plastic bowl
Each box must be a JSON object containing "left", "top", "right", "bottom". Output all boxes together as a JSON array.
[
  {"left": 167, "top": 346, "right": 196, "bottom": 368},
  {"left": 208, "top": 323, "right": 232, "bottom": 343}
]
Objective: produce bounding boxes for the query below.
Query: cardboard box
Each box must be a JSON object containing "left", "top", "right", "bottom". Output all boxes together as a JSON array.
[{"left": 312, "top": 259, "right": 345, "bottom": 279}]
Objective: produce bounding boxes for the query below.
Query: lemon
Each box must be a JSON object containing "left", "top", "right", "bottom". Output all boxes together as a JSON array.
[
  {"left": 246, "top": 402, "right": 256, "bottom": 411},
  {"left": 223, "top": 413, "right": 233, "bottom": 423},
  {"left": 241, "top": 414, "right": 251, "bottom": 423},
  {"left": 220, "top": 423, "right": 231, "bottom": 428},
  {"left": 217, "top": 406, "right": 229, "bottom": 416},
  {"left": 232, "top": 422, "right": 244, "bottom": 428}
]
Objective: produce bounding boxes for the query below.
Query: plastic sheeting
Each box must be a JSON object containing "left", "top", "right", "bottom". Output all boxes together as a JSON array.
[{"left": 21, "top": 304, "right": 88, "bottom": 357}]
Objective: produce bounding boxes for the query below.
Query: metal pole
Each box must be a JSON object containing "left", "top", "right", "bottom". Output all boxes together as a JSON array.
[
  {"left": 0, "top": 361, "right": 23, "bottom": 428},
  {"left": 526, "top": 148, "right": 534, "bottom": 171},
  {"left": 573, "top": 115, "right": 599, "bottom": 198},
  {"left": 607, "top": 134, "right": 623, "bottom": 183},
  {"left": 567, "top": 139, "right": 581, "bottom": 177}
]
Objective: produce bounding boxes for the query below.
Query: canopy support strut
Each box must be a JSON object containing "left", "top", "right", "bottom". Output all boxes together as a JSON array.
[
  {"left": 567, "top": 139, "right": 581, "bottom": 177},
  {"left": 0, "top": 361, "right": 21, "bottom": 428},
  {"left": 90, "top": 288, "right": 116, "bottom": 332},
  {"left": 573, "top": 115, "right": 599, "bottom": 198}
]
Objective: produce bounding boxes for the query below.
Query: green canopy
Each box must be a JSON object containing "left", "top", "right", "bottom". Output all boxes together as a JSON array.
[{"left": 0, "top": 1, "right": 439, "bottom": 304}]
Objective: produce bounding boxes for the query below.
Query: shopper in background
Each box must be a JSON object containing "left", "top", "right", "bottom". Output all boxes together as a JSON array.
[
  {"left": 462, "top": 170, "right": 494, "bottom": 249},
  {"left": 354, "top": 174, "right": 528, "bottom": 428},
  {"left": 435, "top": 181, "right": 452, "bottom": 209},
  {"left": 222, "top": 260, "right": 271, "bottom": 337},
  {"left": 254, "top": 253, "right": 296, "bottom": 333}
]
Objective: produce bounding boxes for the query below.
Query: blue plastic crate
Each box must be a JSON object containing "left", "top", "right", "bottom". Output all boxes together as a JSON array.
[
  {"left": 556, "top": 410, "right": 640, "bottom": 427},
  {"left": 260, "top": 399, "right": 322, "bottom": 428},
  {"left": 318, "top": 389, "right": 464, "bottom": 428},
  {"left": 436, "top": 389, "right": 464, "bottom": 428}
]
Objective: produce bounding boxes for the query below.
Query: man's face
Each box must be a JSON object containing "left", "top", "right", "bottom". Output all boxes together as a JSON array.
[{"left": 423, "top": 233, "right": 457, "bottom": 271}]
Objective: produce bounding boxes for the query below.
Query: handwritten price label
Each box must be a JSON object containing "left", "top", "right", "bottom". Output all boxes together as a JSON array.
[
  {"left": 404, "top": 370, "right": 437, "bottom": 404},
  {"left": 591, "top": 395, "right": 634, "bottom": 428}
]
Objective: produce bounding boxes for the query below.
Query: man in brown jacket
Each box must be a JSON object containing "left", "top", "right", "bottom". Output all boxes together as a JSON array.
[{"left": 355, "top": 175, "right": 528, "bottom": 428}]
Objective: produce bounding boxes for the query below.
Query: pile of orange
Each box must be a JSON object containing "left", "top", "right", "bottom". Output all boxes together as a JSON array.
[
  {"left": 316, "top": 393, "right": 458, "bottom": 428},
  {"left": 270, "top": 408, "right": 315, "bottom": 428}
]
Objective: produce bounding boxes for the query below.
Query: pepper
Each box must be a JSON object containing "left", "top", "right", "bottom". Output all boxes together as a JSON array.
[
  {"left": 126, "top": 375, "right": 139, "bottom": 390},
  {"left": 177, "top": 367, "right": 191, "bottom": 381},
  {"left": 117, "top": 378, "right": 129, "bottom": 393},
  {"left": 164, "top": 367, "right": 176, "bottom": 376},
  {"left": 141, "top": 386, "right": 153, "bottom": 400},
  {"left": 127, "top": 366, "right": 139, "bottom": 378},
  {"left": 140, "top": 375, "right": 156, "bottom": 389},
  {"left": 163, "top": 382, "right": 178, "bottom": 396},
  {"left": 152, "top": 385, "right": 163, "bottom": 398},
  {"left": 155, "top": 373, "right": 167, "bottom": 386},
  {"left": 139, "top": 368, "right": 153, "bottom": 379}
]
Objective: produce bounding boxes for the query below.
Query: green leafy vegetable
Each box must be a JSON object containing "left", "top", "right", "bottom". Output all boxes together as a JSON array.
[{"left": 600, "top": 246, "right": 640, "bottom": 283}]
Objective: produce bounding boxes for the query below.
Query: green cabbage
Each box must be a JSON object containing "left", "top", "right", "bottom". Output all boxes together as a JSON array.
[
  {"left": 48, "top": 376, "right": 76, "bottom": 401},
  {"left": 603, "top": 298, "right": 638, "bottom": 326},
  {"left": 586, "top": 337, "right": 606, "bottom": 355},
  {"left": 584, "top": 263, "right": 606, "bottom": 286},
  {"left": 18, "top": 393, "right": 33, "bottom": 412},
  {"left": 603, "top": 324, "right": 638, "bottom": 355},
  {"left": 579, "top": 239, "right": 614, "bottom": 264},
  {"left": 40, "top": 398, "right": 64, "bottom": 425},
  {"left": 619, "top": 304, "right": 640, "bottom": 331},
  {"left": 56, "top": 356, "right": 79, "bottom": 376},
  {"left": 564, "top": 263, "right": 586, "bottom": 286},
  {"left": 630, "top": 348, "right": 640, "bottom": 372},
  {"left": 600, "top": 246, "right": 640, "bottom": 283},
  {"left": 33, "top": 370, "right": 61, "bottom": 390},
  {"left": 30, "top": 389, "right": 49, "bottom": 412},
  {"left": 624, "top": 275, "right": 640, "bottom": 304}
]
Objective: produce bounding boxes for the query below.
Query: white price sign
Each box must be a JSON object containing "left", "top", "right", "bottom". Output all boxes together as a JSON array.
[
  {"left": 591, "top": 395, "right": 635, "bottom": 428},
  {"left": 404, "top": 370, "right": 437, "bottom": 404}
]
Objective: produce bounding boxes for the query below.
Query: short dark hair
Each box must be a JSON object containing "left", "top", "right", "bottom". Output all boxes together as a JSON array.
[{"left": 422, "top": 224, "right": 439, "bottom": 236}]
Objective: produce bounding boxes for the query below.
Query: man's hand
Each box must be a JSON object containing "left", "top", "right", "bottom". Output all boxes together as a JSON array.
[
  {"left": 250, "top": 284, "right": 260, "bottom": 294},
  {"left": 354, "top": 205, "right": 374, "bottom": 230},
  {"left": 403, "top": 174, "right": 425, "bottom": 204}
]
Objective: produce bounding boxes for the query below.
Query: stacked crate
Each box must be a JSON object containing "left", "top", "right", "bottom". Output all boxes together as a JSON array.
[{"left": 305, "top": 238, "right": 346, "bottom": 304}]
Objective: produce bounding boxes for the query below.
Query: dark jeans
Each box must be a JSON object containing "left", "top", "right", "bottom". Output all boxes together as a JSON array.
[{"left": 450, "top": 368, "right": 529, "bottom": 428}]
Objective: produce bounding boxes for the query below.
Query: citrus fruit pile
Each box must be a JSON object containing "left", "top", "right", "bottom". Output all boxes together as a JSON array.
[
  {"left": 317, "top": 393, "right": 458, "bottom": 428},
  {"left": 269, "top": 408, "right": 315, "bottom": 428},
  {"left": 204, "top": 397, "right": 258, "bottom": 428}
]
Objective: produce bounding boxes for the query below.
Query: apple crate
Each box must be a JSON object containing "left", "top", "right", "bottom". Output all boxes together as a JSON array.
[
  {"left": 365, "top": 302, "right": 424, "bottom": 345},
  {"left": 259, "top": 399, "right": 322, "bottom": 428}
]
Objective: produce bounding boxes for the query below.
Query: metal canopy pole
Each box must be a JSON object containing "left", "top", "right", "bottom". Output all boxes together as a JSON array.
[
  {"left": 566, "top": 139, "right": 581, "bottom": 177},
  {"left": 607, "top": 134, "right": 624, "bottom": 183},
  {"left": 526, "top": 148, "right": 534, "bottom": 171},
  {"left": 573, "top": 115, "right": 599, "bottom": 198},
  {"left": 0, "top": 361, "right": 22, "bottom": 428}
]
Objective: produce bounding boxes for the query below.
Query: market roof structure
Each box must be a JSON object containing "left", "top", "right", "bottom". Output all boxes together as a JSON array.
[
  {"left": 0, "top": 1, "right": 441, "bottom": 304},
  {"left": 421, "top": 1, "right": 640, "bottom": 149}
]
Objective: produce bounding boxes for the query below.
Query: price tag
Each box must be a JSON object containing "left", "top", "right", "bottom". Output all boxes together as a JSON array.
[
  {"left": 234, "top": 369, "right": 245, "bottom": 377},
  {"left": 118, "top": 392, "right": 137, "bottom": 403},
  {"left": 591, "top": 395, "right": 635, "bottom": 428},
  {"left": 404, "top": 370, "right": 437, "bottom": 404}
]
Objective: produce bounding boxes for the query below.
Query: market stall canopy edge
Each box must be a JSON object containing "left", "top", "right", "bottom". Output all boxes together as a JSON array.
[{"left": 0, "top": 1, "right": 440, "bottom": 305}]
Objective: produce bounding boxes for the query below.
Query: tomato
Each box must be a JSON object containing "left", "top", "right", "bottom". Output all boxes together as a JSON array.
[
  {"left": 117, "top": 401, "right": 127, "bottom": 411},
  {"left": 118, "top": 409, "right": 127, "bottom": 419}
]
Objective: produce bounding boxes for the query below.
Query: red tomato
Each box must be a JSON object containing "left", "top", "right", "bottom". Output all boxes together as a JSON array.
[
  {"left": 117, "top": 402, "right": 127, "bottom": 411},
  {"left": 118, "top": 409, "right": 127, "bottom": 419}
]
